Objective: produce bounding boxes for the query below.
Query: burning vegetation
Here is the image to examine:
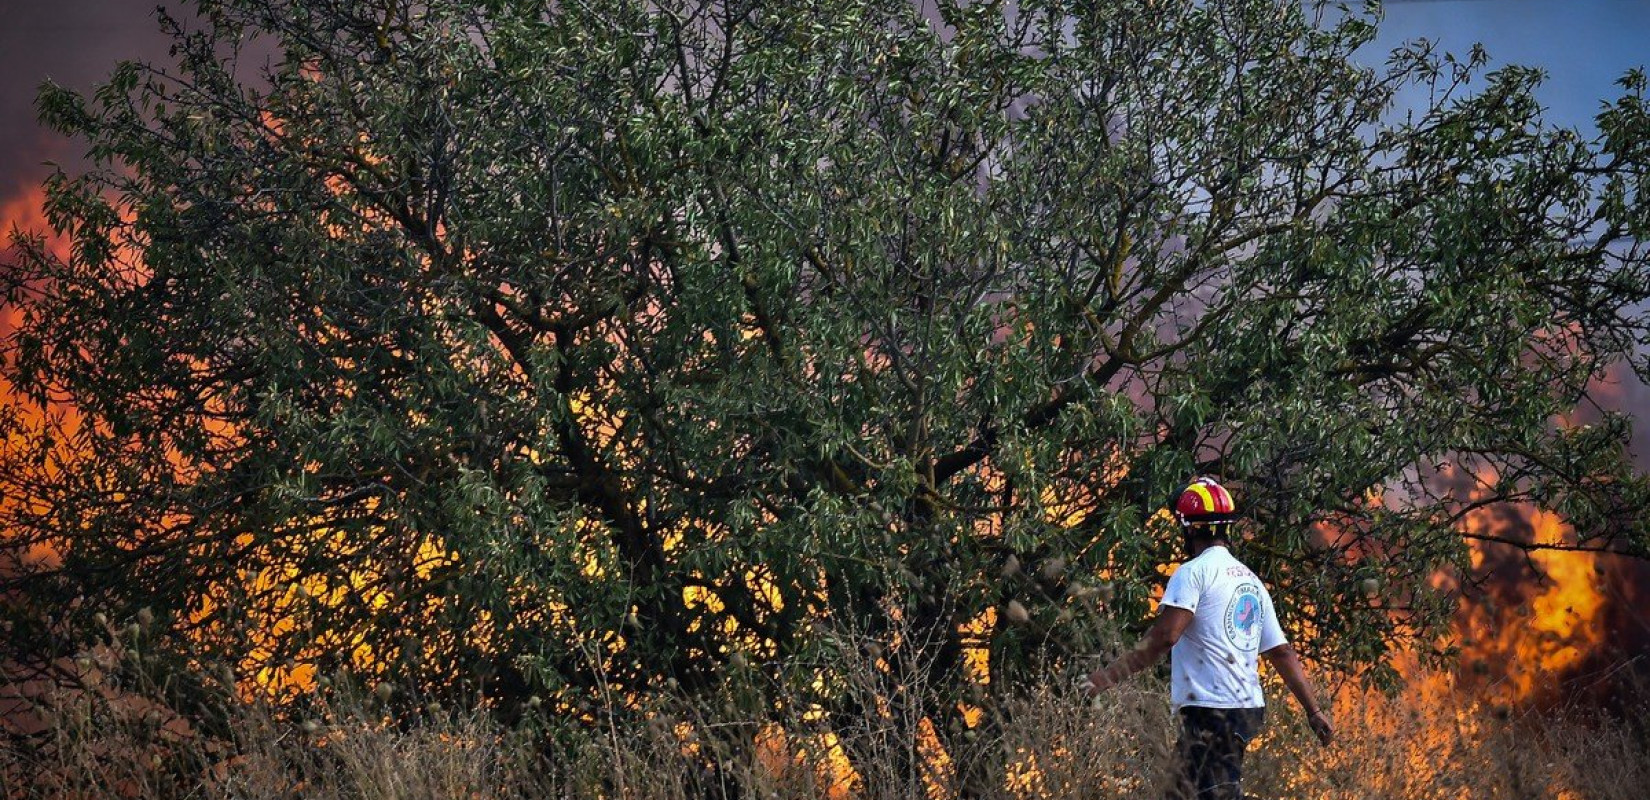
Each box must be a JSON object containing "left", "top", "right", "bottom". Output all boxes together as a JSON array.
[
  {"left": 6, "top": 0, "right": 1650, "bottom": 797},
  {"left": 1448, "top": 502, "right": 1647, "bottom": 710}
]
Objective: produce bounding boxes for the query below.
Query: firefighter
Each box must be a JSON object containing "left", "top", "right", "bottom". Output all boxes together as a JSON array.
[{"left": 1083, "top": 477, "right": 1334, "bottom": 799}]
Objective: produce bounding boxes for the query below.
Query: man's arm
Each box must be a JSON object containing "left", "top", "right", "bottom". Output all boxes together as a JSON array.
[
  {"left": 1262, "top": 643, "right": 1334, "bottom": 746},
  {"left": 1084, "top": 606, "right": 1193, "bottom": 696}
]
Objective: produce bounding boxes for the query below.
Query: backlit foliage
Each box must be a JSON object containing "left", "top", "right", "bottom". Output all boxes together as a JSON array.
[{"left": 4, "top": 0, "right": 1649, "bottom": 771}]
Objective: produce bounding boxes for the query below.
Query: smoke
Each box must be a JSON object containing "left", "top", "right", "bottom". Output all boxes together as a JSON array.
[{"left": 0, "top": 2, "right": 192, "bottom": 214}]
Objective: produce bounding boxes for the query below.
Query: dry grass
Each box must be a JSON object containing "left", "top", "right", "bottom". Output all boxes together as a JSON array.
[{"left": 4, "top": 637, "right": 1646, "bottom": 799}]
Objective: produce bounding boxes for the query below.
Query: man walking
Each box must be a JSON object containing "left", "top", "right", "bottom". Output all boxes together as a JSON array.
[{"left": 1083, "top": 477, "right": 1334, "bottom": 799}]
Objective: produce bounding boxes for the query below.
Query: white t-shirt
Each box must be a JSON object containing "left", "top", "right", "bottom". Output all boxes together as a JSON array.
[{"left": 1159, "top": 545, "right": 1287, "bottom": 710}]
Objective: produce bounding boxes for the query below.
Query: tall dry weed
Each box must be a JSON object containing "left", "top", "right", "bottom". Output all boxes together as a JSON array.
[{"left": 5, "top": 636, "right": 1646, "bottom": 799}]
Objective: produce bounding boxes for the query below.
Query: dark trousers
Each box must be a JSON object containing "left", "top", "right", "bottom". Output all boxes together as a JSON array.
[{"left": 1167, "top": 706, "right": 1266, "bottom": 800}]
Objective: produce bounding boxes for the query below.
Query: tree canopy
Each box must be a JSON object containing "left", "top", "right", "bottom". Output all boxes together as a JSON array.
[{"left": 4, "top": 0, "right": 1649, "bottom": 732}]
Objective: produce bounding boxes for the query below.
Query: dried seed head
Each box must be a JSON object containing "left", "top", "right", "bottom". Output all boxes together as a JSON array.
[
  {"left": 1005, "top": 600, "right": 1031, "bottom": 624},
  {"left": 1039, "top": 557, "right": 1067, "bottom": 582},
  {"left": 1001, "top": 555, "right": 1021, "bottom": 578},
  {"left": 374, "top": 681, "right": 395, "bottom": 703}
]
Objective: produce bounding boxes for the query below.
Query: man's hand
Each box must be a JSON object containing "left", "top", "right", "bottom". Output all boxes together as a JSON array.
[
  {"left": 1262, "top": 643, "right": 1333, "bottom": 747},
  {"left": 1306, "top": 709, "right": 1334, "bottom": 746}
]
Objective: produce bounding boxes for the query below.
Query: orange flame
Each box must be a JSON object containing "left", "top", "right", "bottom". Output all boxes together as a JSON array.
[{"left": 1452, "top": 502, "right": 1608, "bottom": 705}]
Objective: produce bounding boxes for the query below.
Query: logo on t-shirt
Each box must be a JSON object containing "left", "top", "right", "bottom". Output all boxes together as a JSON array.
[{"left": 1224, "top": 583, "right": 1264, "bottom": 651}]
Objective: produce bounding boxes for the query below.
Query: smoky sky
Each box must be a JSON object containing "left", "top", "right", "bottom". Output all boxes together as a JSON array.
[{"left": 0, "top": 2, "right": 188, "bottom": 205}]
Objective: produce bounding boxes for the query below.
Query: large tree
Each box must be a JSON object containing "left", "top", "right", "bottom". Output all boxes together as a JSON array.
[{"left": 4, "top": 0, "right": 1649, "bottom": 741}]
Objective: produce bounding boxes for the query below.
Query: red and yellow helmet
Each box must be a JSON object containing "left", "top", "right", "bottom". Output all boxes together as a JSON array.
[{"left": 1174, "top": 477, "right": 1237, "bottom": 526}]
